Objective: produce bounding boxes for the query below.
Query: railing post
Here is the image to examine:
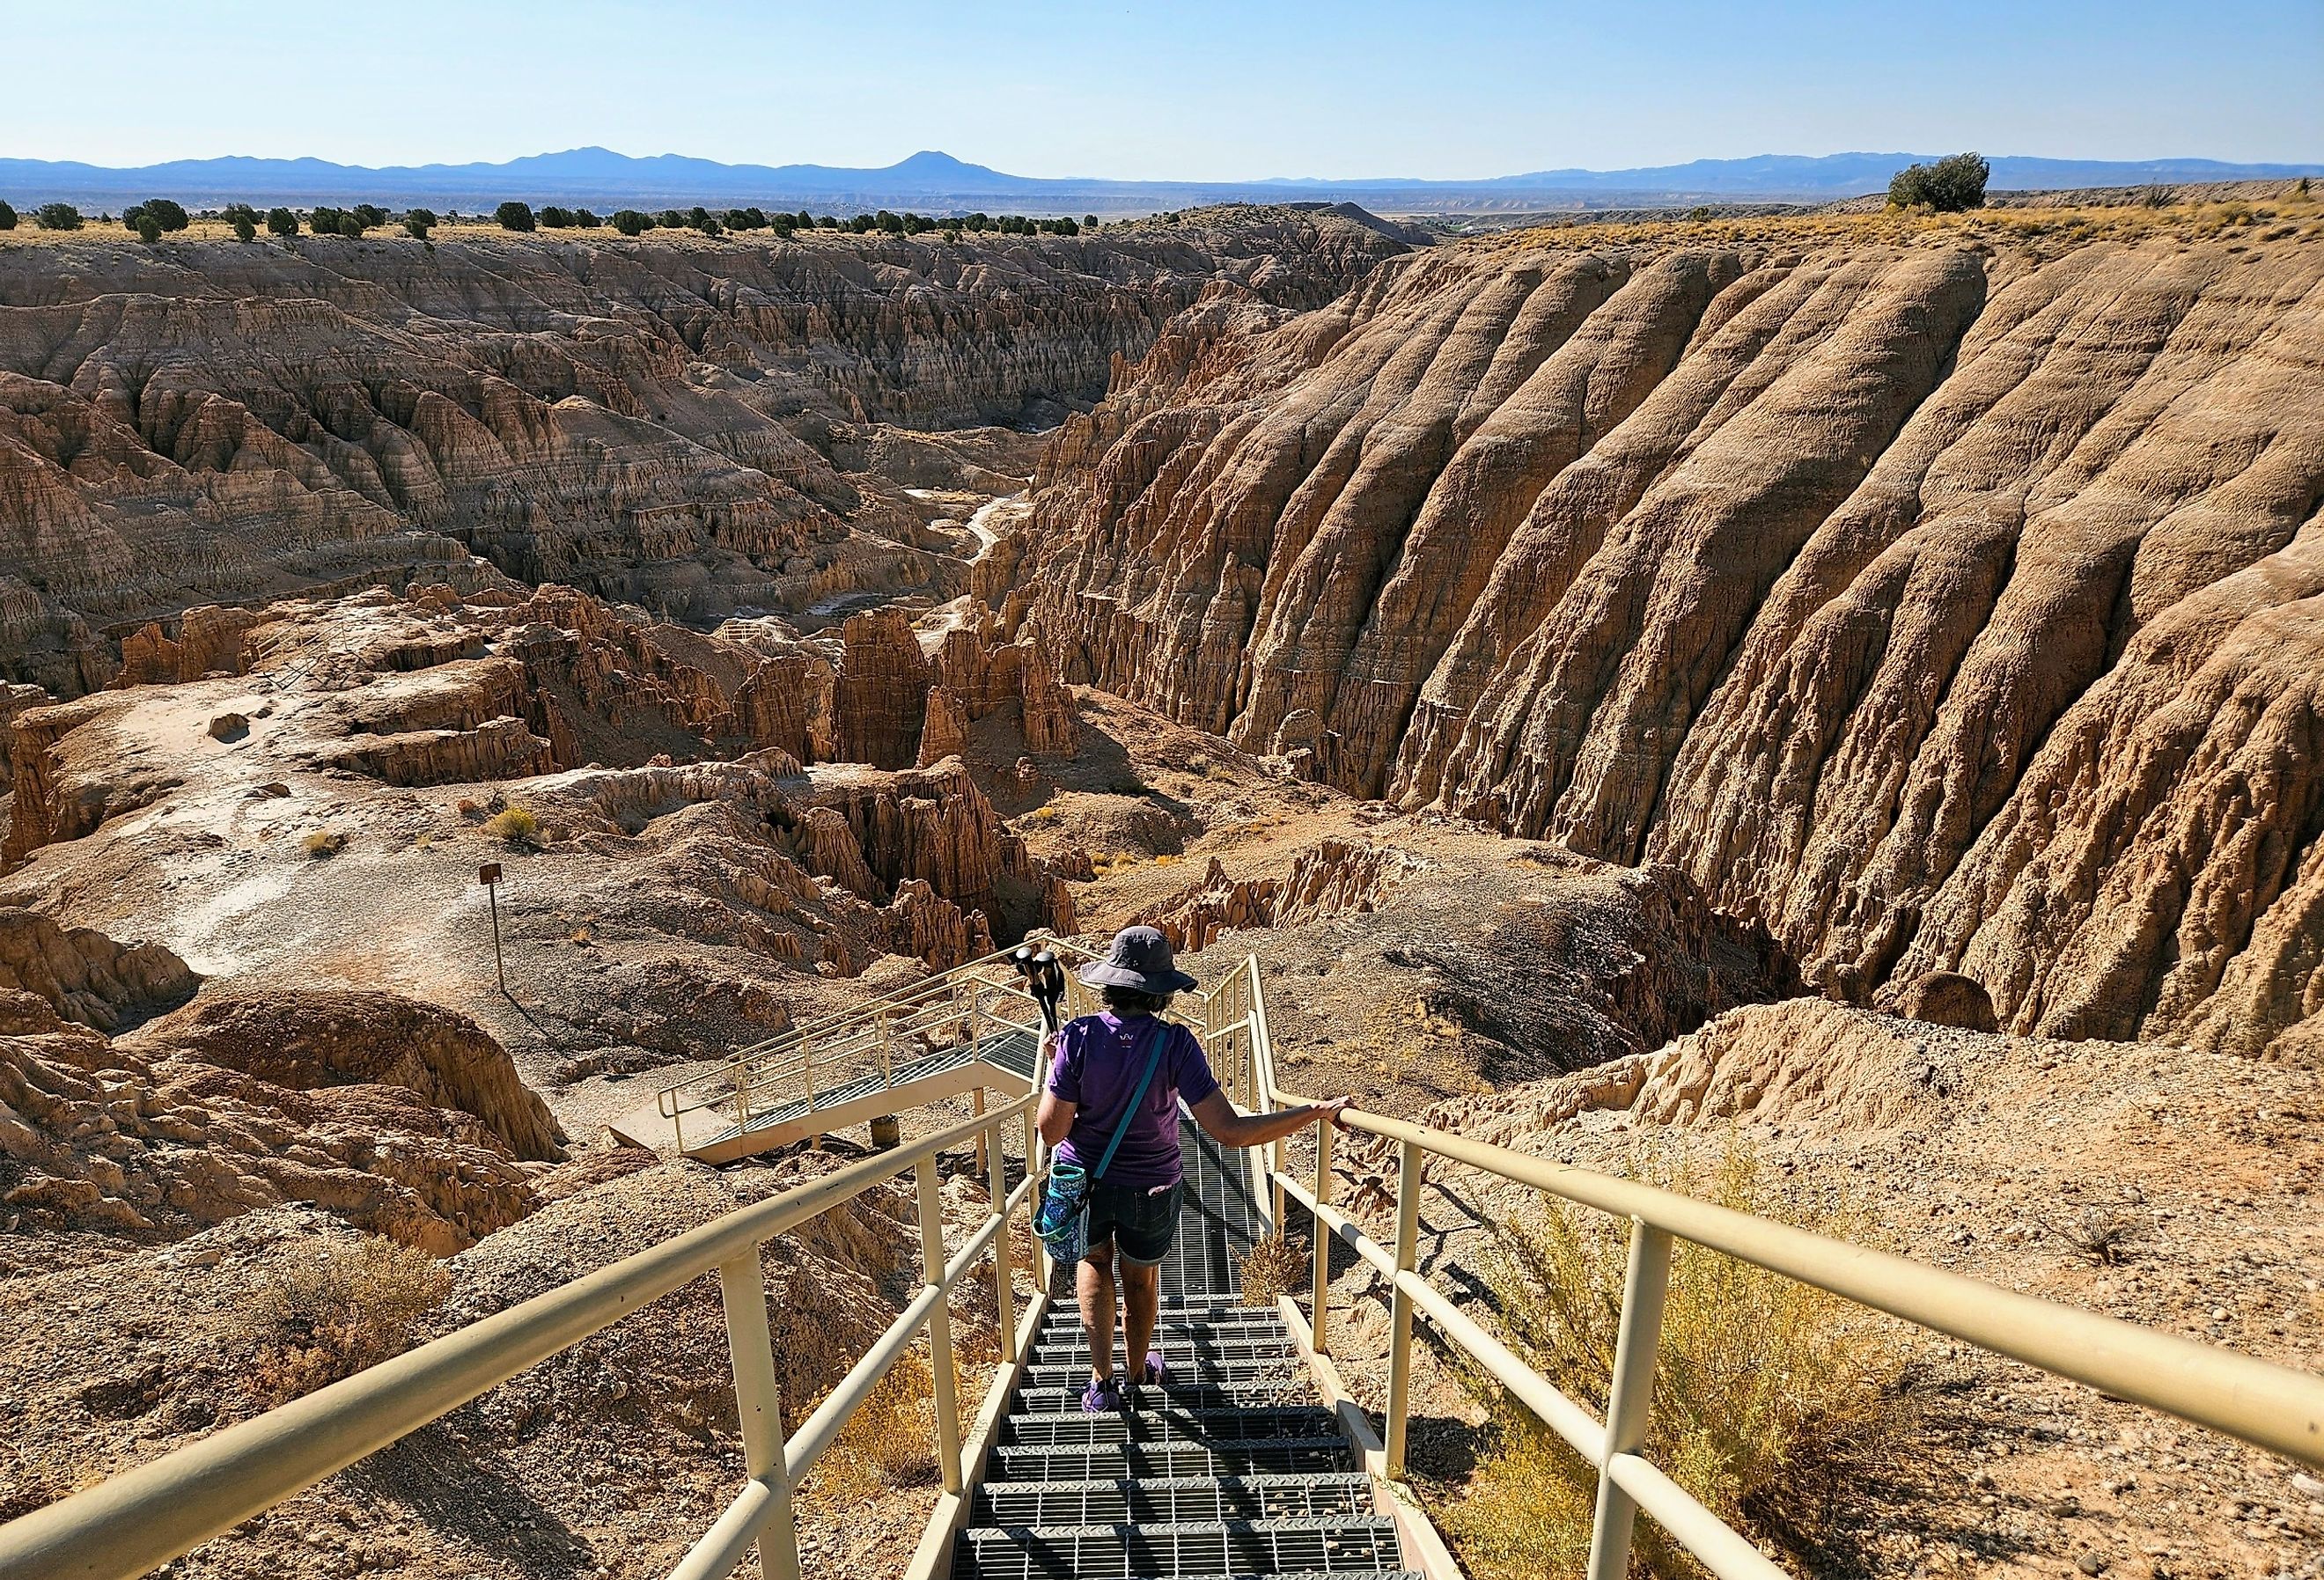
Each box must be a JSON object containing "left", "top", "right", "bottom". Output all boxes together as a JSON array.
[
  {"left": 879, "top": 1007, "right": 893, "bottom": 1085},
  {"left": 717, "top": 1252, "right": 802, "bottom": 1580},
  {"left": 987, "top": 1114, "right": 1016, "bottom": 1363},
  {"left": 1310, "top": 1118, "right": 1333, "bottom": 1355},
  {"left": 972, "top": 1087, "right": 989, "bottom": 1184},
  {"left": 803, "top": 1033, "right": 815, "bottom": 1115},
  {"left": 734, "top": 1064, "right": 754, "bottom": 1135},
  {"left": 916, "top": 1155, "right": 965, "bottom": 1495},
  {"left": 1587, "top": 1220, "right": 1674, "bottom": 1580},
  {"left": 1022, "top": 1106, "right": 1048, "bottom": 1290},
  {"left": 1384, "top": 1136, "right": 1423, "bottom": 1480}
]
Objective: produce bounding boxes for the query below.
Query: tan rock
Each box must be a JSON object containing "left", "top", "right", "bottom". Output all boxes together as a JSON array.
[
  {"left": 0, "top": 908, "right": 197, "bottom": 1033},
  {"left": 916, "top": 684, "right": 970, "bottom": 768},
  {"left": 121, "top": 988, "right": 565, "bottom": 1162},
  {"left": 1021, "top": 229, "right": 2324, "bottom": 1056}
]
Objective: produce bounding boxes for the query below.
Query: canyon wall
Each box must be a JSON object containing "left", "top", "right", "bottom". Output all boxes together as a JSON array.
[
  {"left": 1020, "top": 222, "right": 2324, "bottom": 1055},
  {"left": 0, "top": 210, "right": 1407, "bottom": 692}
]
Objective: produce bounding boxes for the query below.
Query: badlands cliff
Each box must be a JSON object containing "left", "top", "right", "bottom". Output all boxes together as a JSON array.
[
  {"left": 0, "top": 209, "right": 1407, "bottom": 694},
  {"left": 1017, "top": 207, "right": 2324, "bottom": 1058}
]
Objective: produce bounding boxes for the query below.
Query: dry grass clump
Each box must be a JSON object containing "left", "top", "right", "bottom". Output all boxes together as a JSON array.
[
  {"left": 808, "top": 1349, "right": 940, "bottom": 1503},
  {"left": 244, "top": 1237, "right": 452, "bottom": 1404},
  {"left": 2051, "top": 1202, "right": 2147, "bottom": 1266},
  {"left": 483, "top": 803, "right": 541, "bottom": 848},
  {"left": 1238, "top": 1232, "right": 1307, "bottom": 1306},
  {"left": 302, "top": 828, "right": 348, "bottom": 859},
  {"left": 1444, "top": 1147, "right": 1911, "bottom": 1580}
]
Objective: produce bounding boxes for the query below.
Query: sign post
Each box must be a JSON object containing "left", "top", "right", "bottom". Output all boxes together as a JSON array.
[{"left": 479, "top": 863, "right": 507, "bottom": 995}]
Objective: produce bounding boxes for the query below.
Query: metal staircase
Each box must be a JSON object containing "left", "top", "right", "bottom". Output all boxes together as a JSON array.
[
  {"left": 952, "top": 1113, "right": 1417, "bottom": 1580},
  {"left": 656, "top": 943, "right": 1088, "bottom": 1162},
  {"left": 18, "top": 941, "right": 2322, "bottom": 1580}
]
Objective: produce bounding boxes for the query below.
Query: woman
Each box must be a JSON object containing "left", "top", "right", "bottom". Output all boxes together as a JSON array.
[{"left": 1036, "top": 925, "right": 1349, "bottom": 1412}]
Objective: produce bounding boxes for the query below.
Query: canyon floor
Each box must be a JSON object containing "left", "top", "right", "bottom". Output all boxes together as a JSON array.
[{"left": 2, "top": 195, "right": 2320, "bottom": 1580}]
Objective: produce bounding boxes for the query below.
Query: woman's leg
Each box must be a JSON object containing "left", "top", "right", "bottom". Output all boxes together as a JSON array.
[
  {"left": 1120, "top": 1258, "right": 1160, "bottom": 1383},
  {"left": 1077, "top": 1244, "right": 1118, "bottom": 1380}
]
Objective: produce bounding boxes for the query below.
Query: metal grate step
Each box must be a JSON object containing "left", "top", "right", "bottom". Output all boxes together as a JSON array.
[
  {"left": 949, "top": 1516, "right": 1403, "bottom": 1579},
  {"left": 1015, "top": 1379, "right": 1327, "bottom": 1415},
  {"left": 1030, "top": 1336, "right": 1299, "bottom": 1371},
  {"left": 1036, "top": 1310, "right": 1291, "bottom": 1338},
  {"left": 1166, "top": 1120, "right": 1264, "bottom": 1302},
  {"left": 1002, "top": 1405, "right": 1337, "bottom": 1448},
  {"left": 988, "top": 1437, "right": 1355, "bottom": 1481},
  {"left": 972, "top": 1473, "right": 1375, "bottom": 1527}
]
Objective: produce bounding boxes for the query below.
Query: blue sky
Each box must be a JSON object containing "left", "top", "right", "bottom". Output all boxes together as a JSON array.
[{"left": 4, "top": 0, "right": 2317, "bottom": 176}]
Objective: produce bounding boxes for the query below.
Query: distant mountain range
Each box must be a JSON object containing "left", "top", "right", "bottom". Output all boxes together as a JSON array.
[{"left": 3, "top": 147, "right": 2316, "bottom": 215}]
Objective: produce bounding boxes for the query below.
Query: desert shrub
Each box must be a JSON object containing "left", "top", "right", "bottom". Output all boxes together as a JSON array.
[
  {"left": 351, "top": 203, "right": 386, "bottom": 229},
  {"left": 572, "top": 207, "right": 599, "bottom": 228},
  {"left": 266, "top": 205, "right": 298, "bottom": 237},
  {"left": 1443, "top": 1146, "right": 1911, "bottom": 1580},
  {"left": 134, "top": 211, "right": 162, "bottom": 244},
  {"left": 336, "top": 212, "right": 364, "bottom": 239},
  {"left": 657, "top": 209, "right": 684, "bottom": 228},
  {"left": 484, "top": 803, "right": 541, "bottom": 847},
  {"left": 796, "top": 209, "right": 815, "bottom": 229},
  {"left": 1887, "top": 152, "right": 1988, "bottom": 212},
  {"left": 810, "top": 1349, "right": 939, "bottom": 1503},
  {"left": 310, "top": 205, "right": 342, "bottom": 233},
  {"left": 246, "top": 1236, "right": 451, "bottom": 1404},
  {"left": 36, "top": 202, "right": 82, "bottom": 231},
  {"left": 537, "top": 204, "right": 571, "bottom": 229},
  {"left": 494, "top": 200, "right": 535, "bottom": 232},
  {"left": 1238, "top": 1232, "right": 1306, "bottom": 1306},
  {"left": 403, "top": 207, "right": 436, "bottom": 239},
  {"left": 611, "top": 209, "right": 651, "bottom": 236},
  {"left": 0, "top": 201, "right": 15, "bottom": 231},
  {"left": 302, "top": 828, "right": 348, "bottom": 859},
  {"left": 1084, "top": 214, "right": 1099, "bottom": 228}
]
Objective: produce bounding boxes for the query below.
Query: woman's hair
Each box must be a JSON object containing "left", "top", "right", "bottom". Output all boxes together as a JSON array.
[{"left": 1101, "top": 984, "right": 1173, "bottom": 1016}]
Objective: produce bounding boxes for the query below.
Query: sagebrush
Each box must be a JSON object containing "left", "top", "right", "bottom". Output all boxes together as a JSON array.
[
  {"left": 1445, "top": 1146, "right": 1911, "bottom": 1580},
  {"left": 245, "top": 1236, "right": 451, "bottom": 1404},
  {"left": 483, "top": 804, "right": 541, "bottom": 847}
]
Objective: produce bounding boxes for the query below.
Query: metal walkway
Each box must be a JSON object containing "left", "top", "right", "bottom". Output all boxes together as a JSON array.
[
  {"left": 658, "top": 942, "right": 1091, "bottom": 1163},
  {"left": 952, "top": 1113, "right": 1416, "bottom": 1580},
  {"left": 678, "top": 1029, "right": 1041, "bottom": 1162}
]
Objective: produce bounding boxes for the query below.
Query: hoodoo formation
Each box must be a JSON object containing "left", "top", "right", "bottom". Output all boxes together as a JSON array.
[
  {"left": 0, "top": 210, "right": 1404, "bottom": 694},
  {"left": 3, "top": 169, "right": 2321, "bottom": 1580}
]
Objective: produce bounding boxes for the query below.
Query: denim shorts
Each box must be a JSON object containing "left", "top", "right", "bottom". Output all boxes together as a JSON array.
[{"left": 1082, "top": 1180, "right": 1184, "bottom": 1267}]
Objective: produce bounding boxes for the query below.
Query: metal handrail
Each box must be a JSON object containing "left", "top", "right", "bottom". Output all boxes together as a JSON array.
[
  {"left": 656, "top": 937, "right": 1107, "bottom": 1141},
  {"left": 26, "top": 944, "right": 2296, "bottom": 1580},
  {"left": 1247, "top": 1000, "right": 2324, "bottom": 1580},
  {"left": 0, "top": 1097, "right": 1049, "bottom": 1580}
]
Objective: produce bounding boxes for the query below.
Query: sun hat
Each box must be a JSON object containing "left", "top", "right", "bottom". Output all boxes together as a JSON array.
[{"left": 1075, "top": 925, "right": 1199, "bottom": 995}]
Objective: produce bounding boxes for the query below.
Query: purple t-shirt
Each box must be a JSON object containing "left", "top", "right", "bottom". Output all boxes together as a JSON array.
[{"left": 1047, "top": 1011, "right": 1220, "bottom": 1190}]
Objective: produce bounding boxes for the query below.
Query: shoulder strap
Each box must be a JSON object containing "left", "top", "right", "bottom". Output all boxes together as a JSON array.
[{"left": 1092, "top": 1018, "right": 1170, "bottom": 1180}]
